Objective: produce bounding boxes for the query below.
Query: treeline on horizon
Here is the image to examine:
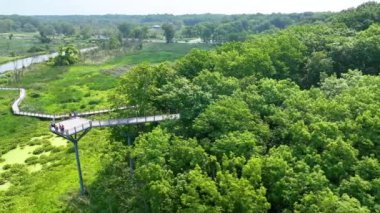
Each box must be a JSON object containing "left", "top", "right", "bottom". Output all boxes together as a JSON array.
[{"left": 0, "top": 1, "right": 379, "bottom": 43}]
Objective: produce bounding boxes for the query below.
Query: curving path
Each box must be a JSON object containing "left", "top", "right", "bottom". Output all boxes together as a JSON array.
[
  {"left": 0, "top": 87, "right": 133, "bottom": 119},
  {"left": 1, "top": 87, "right": 180, "bottom": 137},
  {"left": 1, "top": 86, "right": 180, "bottom": 195}
]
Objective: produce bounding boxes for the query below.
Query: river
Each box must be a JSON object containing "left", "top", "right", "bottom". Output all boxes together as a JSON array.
[{"left": 0, "top": 47, "right": 97, "bottom": 74}]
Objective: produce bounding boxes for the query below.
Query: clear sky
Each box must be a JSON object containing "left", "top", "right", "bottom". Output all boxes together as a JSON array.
[{"left": 0, "top": 0, "right": 378, "bottom": 15}]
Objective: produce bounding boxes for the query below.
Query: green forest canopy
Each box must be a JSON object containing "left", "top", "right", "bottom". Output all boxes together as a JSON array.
[{"left": 63, "top": 2, "right": 380, "bottom": 212}]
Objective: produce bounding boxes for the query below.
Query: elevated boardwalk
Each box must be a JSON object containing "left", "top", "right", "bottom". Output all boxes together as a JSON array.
[
  {"left": 1, "top": 86, "right": 180, "bottom": 196},
  {"left": 51, "top": 114, "right": 180, "bottom": 137},
  {"left": 1, "top": 87, "right": 180, "bottom": 137},
  {"left": 0, "top": 87, "right": 132, "bottom": 119}
]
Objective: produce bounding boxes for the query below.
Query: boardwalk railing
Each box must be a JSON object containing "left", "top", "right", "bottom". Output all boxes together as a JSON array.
[
  {"left": 0, "top": 87, "right": 132, "bottom": 119},
  {"left": 52, "top": 114, "right": 180, "bottom": 136}
]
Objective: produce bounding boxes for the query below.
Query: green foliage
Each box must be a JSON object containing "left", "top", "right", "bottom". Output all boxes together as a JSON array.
[
  {"left": 53, "top": 45, "right": 80, "bottom": 66},
  {"left": 294, "top": 189, "right": 370, "bottom": 213},
  {"left": 339, "top": 175, "right": 375, "bottom": 210},
  {"left": 112, "top": 64, "right": 380, "bottom": 212},
  {"left": 117, "top": 22, "right": 133, "bottom": 38},
  {"left": 217, "top": 171, "right": 270, "bottom": 212},
  {"left": 333, "top": 2, "right": 380, "bottom": 30},
  {"left": 211, "top": 131, "right": 264, "bottom": 160},
  {"left": 24, "top": 156, "right": 39, "bottom": 165},
  {"left": 108, "top": 13, "right": 380, "bottom": 210},
  {"left": 3, "top": 3, "right": 380, "bottom": 211},
  {"left": 193, "top": 96, "right": 268, "bottom": 140},
  {"left": 178, "top": 166, "right": 221, "bottom": 212},
  {"left": 176, "top": 49, "right": 215, "bottom": 78},
  {"left": 162, "top": 23, "right": 175, "bottom": 43},
  {"left": 355, "top": 157, "right": 380, "bottom": 181}
]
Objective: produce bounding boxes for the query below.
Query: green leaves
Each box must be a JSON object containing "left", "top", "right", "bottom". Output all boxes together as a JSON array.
[
  {"left": 53, "top": 45, "right": 80, "bottom": 66},
  {"left": 178, "top": 166, "right": 222, "bottom": 212},
  {"left": 176, "top": 49, "right": 215, "bottom": 79},
  {"left": 217, "top": 171, "right": 270, "bottom": 212},
  {"left": 162, "top": 24, "right": 175, "bottom": 43},
  {"left": 294, "top": 189, "right": 370, "bottom": 213},
  {"left": 193, "top": 96, "right": 268, "bottom": 140},
  {"left": 321, "top": 138, "right": 358, "bottom": 183},
  {"left": 212, "top": 131, "right": 264, "bottom": 160},
  {"left": 108, "top": 11, "right": 380, "bottom": 211}
]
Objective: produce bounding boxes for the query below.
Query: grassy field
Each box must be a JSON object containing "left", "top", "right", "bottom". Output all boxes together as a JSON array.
[
  {"left": 0, "top": 42, "right": 210, "bottom": 212},
  {"left": 2, "top": 42, "right": 211, "bottom": 114},
  {"left": 0, "top": 32, "right": 92, "bottom": 64},
  {"left": 0, "top": 33, "right": 39, "bottom": 57}
]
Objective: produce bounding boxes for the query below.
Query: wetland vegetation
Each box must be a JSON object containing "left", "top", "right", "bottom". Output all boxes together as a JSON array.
[{"left": 1, "top": 1, "right": 380, "bottom": 212}]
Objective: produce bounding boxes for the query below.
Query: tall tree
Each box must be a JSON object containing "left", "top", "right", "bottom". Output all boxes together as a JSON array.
[
  {"left": 117, "top": 22, "right": 133, "bottom": 38},
  {"left": 162, "top": 23, "right": 175, "bottom": 43}
]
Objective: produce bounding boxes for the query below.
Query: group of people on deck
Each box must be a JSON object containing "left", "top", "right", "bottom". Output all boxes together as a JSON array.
[
  {"left": 50, "top": 112, "right": 78, "bottom": 133},
  {"left": 51, "top": 122, "right": 65, "bottom": 133}
]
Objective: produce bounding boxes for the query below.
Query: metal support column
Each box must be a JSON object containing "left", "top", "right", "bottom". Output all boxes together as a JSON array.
[
  {"left": 127, "top": 133, "right": 134, "bottom": 176},
  {"left": 73, "top": 139, "right": 85, "bottom": 195},
  {"left": 55, "top": 128, "right": 91, "bottom": 196}
]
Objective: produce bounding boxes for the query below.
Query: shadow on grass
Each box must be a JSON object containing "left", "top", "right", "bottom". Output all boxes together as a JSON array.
[
  {"left": 61, "top": 127, "right": 140, "bottom": 212},
  {"left": 62, "top": 156, "right": 133, "bottom": 212}
]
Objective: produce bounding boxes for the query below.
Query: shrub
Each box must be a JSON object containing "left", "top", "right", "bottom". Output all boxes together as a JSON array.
[
  {"left": 51, "top": 147, "right": 63, "bottom": 153},
  {"left": 88, "top": 100, "right": 100, "bottom": 105},
  {"left": 0, "top": 177, "right": 6, "bottom": 185},
  {"left": 30, "top": 93, "right": 40, "bottom": 98},
  {"left": 27, "top": 46, "right": 45, "bottom": 53},
  {"left": 42, "top": 144, "right": 54, "bottom": 152},
  {"left": 25, "top": 156, "right": 39, "bottom": 165},
  {"left": 2, "top": 164, "right": 11, "bottom": 170},
  {"left": 27, "top": 140, "right": 42, "bottom": 146},
  {"left": 33, "top": 147, "right": 45, "bottom": 155},
  {"left": 54, "top": 45, "right": 80, "bottom": 66}
]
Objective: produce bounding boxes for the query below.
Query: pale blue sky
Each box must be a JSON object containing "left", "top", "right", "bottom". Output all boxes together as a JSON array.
[{"left": 0, "top": 0, "right": 378, "bottom": 15}]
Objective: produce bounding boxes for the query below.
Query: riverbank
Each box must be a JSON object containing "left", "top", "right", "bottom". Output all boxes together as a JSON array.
[
  {"left": 0, "top": 47, "right": 97, "bottom": 74},
  {"left": 0, "top": 56, "right": 24, "bottom": 65}
]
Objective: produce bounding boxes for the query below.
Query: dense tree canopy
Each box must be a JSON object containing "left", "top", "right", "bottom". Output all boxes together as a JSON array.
[
  {"left": 65, "top": 2, "right": 380, "bottom": 212},
  {"left": 105, "top": 21, "right": 380, "bottom": 212},
  {"left": 162, "top": 23, "right": 175, "bottom": 43}
]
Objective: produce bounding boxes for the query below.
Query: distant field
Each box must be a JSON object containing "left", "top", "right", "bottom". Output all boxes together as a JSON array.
[
  {"left": 2, "top": 42, "right": 211, "bottom": 113},
  {"left": 0, "top": 33, "right": 39, "bottom": 57},
  {"left": 0, "top": 32, "right": 92, "bottom": 64}
]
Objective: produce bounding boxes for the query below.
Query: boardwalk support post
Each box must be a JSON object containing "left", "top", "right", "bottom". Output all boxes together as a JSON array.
[
  {"left": 127, "top": 133, "right": 134, "bottom": 176},
  {"left": 56, "top": 128, "right": 91, "bottom": 196},
  {"left": 73, "top": 138, "right": 85, "bottom": 196}
]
